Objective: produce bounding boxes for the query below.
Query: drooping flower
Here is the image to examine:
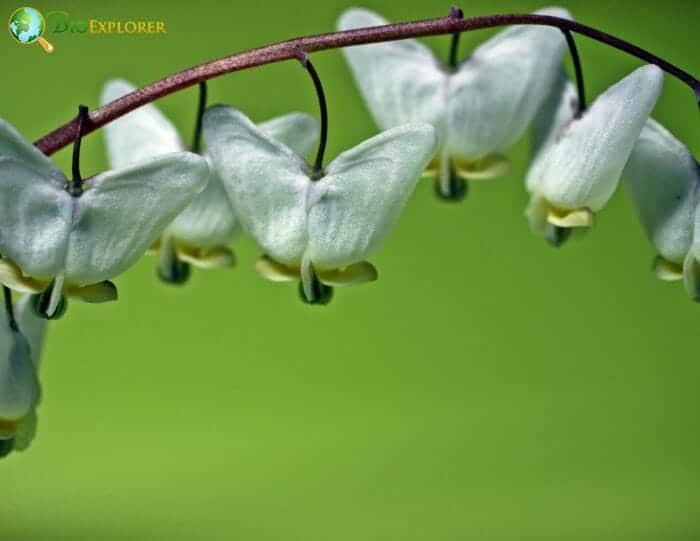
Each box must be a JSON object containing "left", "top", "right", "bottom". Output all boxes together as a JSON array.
[
  {"left": 525, "top": 64, "right": 664, "bottom": 244},
  {"left": 623, "top": 118, "right": 700, "bottom": 299},
  {"left": 0, "top": 294, "right": 46, "bottom": 458},
  {"left": 101, "top": 79, "right": 319, "bottom": 282},
  {"left": 0, "top": 118, "right": 209, "bottom": 317},
  {"left": 337, "top": 7, "right": 570, "bottom": 199},
  {"left": 202, "top": 105, "right": 437, "bottom": 303}
]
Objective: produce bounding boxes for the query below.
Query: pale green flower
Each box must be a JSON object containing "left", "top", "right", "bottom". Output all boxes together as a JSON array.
[
  {"left": 203, "top": 105, "right": 437, "bottom": 302},
  {"left": 0, "top": 118, "right": 208, "bottom": 316},
  {"left": 102, "top": 79, "right": 319, "bottom": 281},
  {"left": 624, "top": 118, "right": 700, "bottom": 299},
  {"left": 338, "top": 7, "right": 570, "bottom": 198},
  {"left": 0, "top": 295, "right": 46, "bottom": 457},
  {"left": 526, "top": 65, "right": 664, "bottom": 244}
]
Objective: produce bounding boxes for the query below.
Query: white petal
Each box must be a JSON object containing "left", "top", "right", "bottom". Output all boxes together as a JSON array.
[
  {"left": 167, "top": 164, "right": 241, "bottom": 248},
  {"left": 526, "top": 70, "right": 579, "bottom": 194},
  {"left": 15, "top": 295, "right": 47, "bottom": 367},
  {"left": 0, "top": 316, "right": 37, "bottom": 422},
  {"left": 0, "top": 119, "right": 72, "bottom": 280},
  {"left": 65, "top": 153, "right": 209, "bottom": 285},
  {"left": 258, "top": 113, "right": 319, "bottom": 159},
  {"left": 447, "top": 8, "right": 570, "bottom": 161},
  {"left": 533, "top": 64, "right": 664, "bottom": 211},
  {"left": 203, "top": 105, "right": 310, "bottom": 266},
  {"left": 624, "top": 119, "right": 698, "bottom": 263},
  {"left": 307, "top": 123, "right": 437, "bottom": 269},
  {"left": 684, "top": 203, "right": 700, "bottom": 301},
  {"left": 101, "top": 79, "right": 184, "bottom": 168},
  {"left": 337, "top": 8, "right": 447, "bottom": 134}
]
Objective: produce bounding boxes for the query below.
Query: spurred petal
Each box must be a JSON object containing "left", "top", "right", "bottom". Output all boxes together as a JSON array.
[
  {"left": 532, "top": 64, "right": 664, "bottom": 211},
  {"left": 203, "top": 105, "right": 310, "bottom": 266},
  {"left": 0, "top": 120, "right": 72, "bottom": 280},
  {"left": 65, "top": 153, "right": 209, "bottom": 285},
  {"left": 101, "top": 79, "right": 184, "bottom": 168},
  {"left": 448, "top": 8, "right": 570, "bottom": 161},
  {"left": 624, "top": 118, "right": 698, "bottom": 264},
  {"left": 337, "top": 8, "right": 446, "bottom": 134},
  {"left": 307, "top": 123, "right": 437, "bottom": 269}
]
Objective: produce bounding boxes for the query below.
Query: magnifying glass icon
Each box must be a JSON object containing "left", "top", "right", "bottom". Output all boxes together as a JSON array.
[{"left": 8, "top": 7, "right": 54, "bottom": 53}]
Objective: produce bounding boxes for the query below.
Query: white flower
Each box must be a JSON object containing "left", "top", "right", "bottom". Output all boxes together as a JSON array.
[
  {"left": 525, "top": 64, "right": 664, "bottom": 243},
  {"left": 0, "top": 295, "right": 46, "bottom": 457},
  {"left": 623, "top": 118, "right": 700, "bottom": 299},
  {"left": 0, "top": 118, "right": 209, "bottom": 317},
  {"left": 101, "top": 79, "right": 319, "bottom": 281},
  {"left": 202, "top": 105, "right": 437, "bottom": 302},
  {"left": 337, "top": 7, "right": 570, "bottom": 198}
]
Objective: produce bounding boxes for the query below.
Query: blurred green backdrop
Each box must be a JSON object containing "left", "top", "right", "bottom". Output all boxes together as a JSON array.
[{"left": 2, "top": 0, "right": 699, "bottom": 539}]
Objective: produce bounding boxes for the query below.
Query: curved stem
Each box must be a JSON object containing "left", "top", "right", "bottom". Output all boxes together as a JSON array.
[
  {"left": 448, "top": 6, "right": 464, "bottom": 69},
  {"left": 298, "top": 52, "right": 328, "bottom": 175},
  {"left": 562, "top": 29, "right": 587, "bottom": 115},
  {"left": 34, "top": 13, "right": 699, "bottom": 156},
  {"left": 191, "top": 81, "right": 208, "bottom": 154},
  {"left": 68, "top": 105, "right": 89, "bottom": 196}
]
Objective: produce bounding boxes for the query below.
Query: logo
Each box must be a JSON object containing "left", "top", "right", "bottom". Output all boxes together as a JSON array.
[
  {"left": 8, "top": 6, "right": 54, "bottom": 53},
  {"left": 8, "top": 7, "right": 167, "bottom": 52}
]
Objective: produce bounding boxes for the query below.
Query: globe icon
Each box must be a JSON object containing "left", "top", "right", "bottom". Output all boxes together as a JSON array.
[{"left": 8, "top": 7, "right": 54, "bottom": 53}]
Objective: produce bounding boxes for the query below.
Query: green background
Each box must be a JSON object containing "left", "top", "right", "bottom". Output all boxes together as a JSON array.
[{"left": 2, "top": 0, "right": 699, "bottom": 539}]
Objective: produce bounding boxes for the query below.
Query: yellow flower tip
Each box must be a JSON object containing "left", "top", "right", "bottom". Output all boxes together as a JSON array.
[
  {"left": 66, "top": 281, "right": 118, "bottom": 303},
  {"left": 454, "top": 154, "right": 511, "bottom": 180},
  {"left": 546, "top": 206, "right": 595, "bottom": 228},
  {"left": 0, "top": 259, "right": 47, "bottom": 294},
  {"left": 255, "top": 255, "right": 300, "bottom": 283},
  {"left": 318, "top": 261, "right": 378, "bottom": 287},
  {"left": 652, "top": 256, "right": 684, "bottom": 282},
  {"left": 176, "top": 245, "right": 236, "bottom": 269}
]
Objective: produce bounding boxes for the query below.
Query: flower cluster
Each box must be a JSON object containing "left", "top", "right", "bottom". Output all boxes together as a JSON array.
[{"left": 0, "top": 5, "right": 697, "bottom": 457}]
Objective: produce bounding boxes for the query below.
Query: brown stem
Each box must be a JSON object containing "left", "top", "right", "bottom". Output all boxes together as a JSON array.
[{"left": 34, "top": 13, "right": 699, "bottom": 156}]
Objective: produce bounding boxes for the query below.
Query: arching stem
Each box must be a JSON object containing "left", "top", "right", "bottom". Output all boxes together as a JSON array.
[
  {"left": 562, "top": 29, "right": 587, "bottom": 115},
  {"left": 67, "top": 105, "right": 89, "bottom": 197},
  {"left": 34, "top": 13, "right": 699, "bottom": 156},
  {"left": 297, "top": 52, "right": 328, "bottom": 177},
  {"left": 191, "top": 81, "right": 208, "bottom": 154}
]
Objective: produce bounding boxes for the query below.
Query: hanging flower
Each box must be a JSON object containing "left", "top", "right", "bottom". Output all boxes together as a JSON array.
[
  {"left": 0, "top": 294, "right": 46, "bottom": 458},
  {"left": 525, "top": 64, "right": 664, "bottom": 244},
  {"left": 202, "top": 105, "right": 437, "bottom": 303},
  {"left": 623, "top": 118, "right": 700, "bottom": 299},
  {"left": 337, "top": 7, "right": 570, "bottom": 199},
  {"left": 101, "top": 79, "right": 319, "bottom": 282},
  {"left": 0, "top": 118, "right": 209, "bottom": 317}
]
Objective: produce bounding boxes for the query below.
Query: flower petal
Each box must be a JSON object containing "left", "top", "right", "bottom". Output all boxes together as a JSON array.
[
  {"left": 176, "top": 244, "right": 235, "bottom": 269},
  {"left": 65, "top": 153, "right": 209, "bottom": 285},
  {"left": 684, "top": 203, "right": 700, "bottom": 301},
  {"left": 0, "top": 260, "right": 46, "bottom": 294},
  {"left": 15, "top": 295, "right": 48, "bottom": 366},
  {"left": 255, "top": 255, "right": 300, "bottom": 282},
  {"left": 307, "top": 123, "right": 437, "bottom": 269},
  {"left": 258, "top": 113, "right": 319, "bottom": 159},
  {"left": 203, "top": 105, "right": 310, "bottom": 266},
  {"left": 65, "top": 281, "right": 118, "bottom": 303},
  {"left": 101, "top": 79, "right": 184, "bottom": 168},
  {"left": 532, "top": 64, "right": 664, "bottom": 212},
  {"left": 447, "top": 8, "right": 570, "bottom": 161},
  {"left": 624, "top": 119, "right": 698, "bottom": 264},
  {"left": 0, "top": 120, "right": 72, "bottom": 280},
  {"left": 318, "top": 261, "right": 378, "bottom": 286},
  {"left": 0, "top": 315, "right": 38, "bottom": 423},
  {"left": 337, "top": 8, "right": 446, "bottom": 134}
]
